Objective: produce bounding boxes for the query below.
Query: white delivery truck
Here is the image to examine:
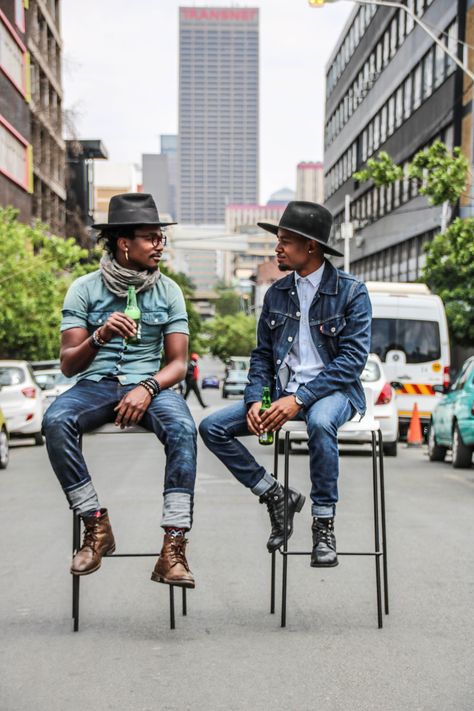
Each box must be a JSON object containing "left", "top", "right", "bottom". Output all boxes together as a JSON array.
[{"left": 367, "top": 282, "right": 450, "bottom": 439}]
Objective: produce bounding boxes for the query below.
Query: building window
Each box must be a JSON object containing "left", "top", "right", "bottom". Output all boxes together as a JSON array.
[
  {"left": 404, "top": 74, "right": 412, "bottom": 118},
  {"left": 446, "top": 22, "right": 458, "bottom": 75},
  {"left": 368, "top": 122, "right": 374, "bottom": 155},
  {"left": 380, "top": 104, "right": 387, "bottom": 143},
  {"left": 402, "top": 162, "right": 410, "bottom": 202},
  {"left": 413, "top": 64, "right": 422, "bottom": 109},
  {"left": 393, "top": 179, "right": 401, "bottom": 208},
  {"left": 423, "top": 48, "right": 433, "bottom": 99},
  {"left": 395, "top": 86, "right": 403, "bottom": 127},
  {"left": 398, "top": 10, "right": 406, "bottom": 45},
  {"left": 383, "top": 30, "right": 390, "bottom": 67},
  {"left": 362, "top": 129, "right": 368, "bottom": 162},
  {"left": 434, "top": 40, "right": 445, "bottom": 88},
  {"left": 390, "top": 18, "right": 398, "bottom": 58},
  {"left": 0, "top": 118, "right": 30, "bottom": 191},
  {"left": 0, "top": 20, "right": 26, "bottom": 94},
  {"left": 14, "top": 0, "right": 25, "bottom": 32},
  {"left": 373, "top": 113, "right": 380, "bottom": 151},
  {"left": 376, "top": 42, "right": 383, "bottom": 74},
  {"left": 406, "top": 0, "right": 415, "bottom": 33}
]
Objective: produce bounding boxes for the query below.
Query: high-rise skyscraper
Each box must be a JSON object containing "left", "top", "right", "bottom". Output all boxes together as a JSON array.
[{"left": 178, "top": 7, "right": 259, "bottom": 224}]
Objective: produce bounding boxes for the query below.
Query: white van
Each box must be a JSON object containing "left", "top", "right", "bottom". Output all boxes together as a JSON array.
[{"left": 367, "top": 282, "right": 450, "bottom": 438}]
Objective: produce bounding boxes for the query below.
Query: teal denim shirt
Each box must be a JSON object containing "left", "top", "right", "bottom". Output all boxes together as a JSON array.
[{"left": 61, "top": 270, "right": 189, "bottom": 384}]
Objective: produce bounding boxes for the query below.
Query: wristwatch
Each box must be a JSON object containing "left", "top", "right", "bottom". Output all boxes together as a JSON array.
[{"left": 294, "top": 394, "right": 304, "bottom": 407}]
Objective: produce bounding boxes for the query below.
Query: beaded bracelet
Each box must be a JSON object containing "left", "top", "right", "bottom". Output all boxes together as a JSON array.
[
  {"left": 139, "top": 378, "right": 161, "bottom": 398},
  {"left": 90, "top": 328, "right": 107, "bottom": 348}
]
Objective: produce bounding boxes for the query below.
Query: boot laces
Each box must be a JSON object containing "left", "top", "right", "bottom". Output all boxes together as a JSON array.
[
  {"left": 81, "top": 521, "right": 99, "bottom": 553},
  {"left": 262, "top": 490, "right": 283, "bottom": 532},
  {"left": 314, "top": 521, "right": 335, "bottom": 548},
  {"left": 169, "top": 536, "right": 189, "bottom": 570}
]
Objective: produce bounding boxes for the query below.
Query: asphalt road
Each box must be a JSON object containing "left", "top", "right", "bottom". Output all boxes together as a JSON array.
[{"left": 1, "top": 382, "right": 473, "bottom": 711}]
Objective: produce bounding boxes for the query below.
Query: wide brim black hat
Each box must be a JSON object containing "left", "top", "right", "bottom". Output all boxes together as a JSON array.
[
  {"left": 258, "top": 200, "right": 343, "bottom": 257},
  {"left": 91, "top": 192, "right": 177, "bottom": 230}
]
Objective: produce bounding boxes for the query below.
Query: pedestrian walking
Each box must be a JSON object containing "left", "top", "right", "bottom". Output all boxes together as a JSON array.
[
  {"left": 184, "top": 353, "right": 207, "bottom": 408},
  {"left": 42, "top": 193, "right": 196, "bottom": 588},
  {"left": 200, "top": 201, "right": 371, "bottom": 567}
]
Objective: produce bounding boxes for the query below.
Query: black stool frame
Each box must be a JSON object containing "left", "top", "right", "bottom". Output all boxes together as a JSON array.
[
  {"left": 71, "top": 428, "right": 189, "bottom": 632},
  {"left": 270, "top": 428, "right": 389, "bottom": 628}
]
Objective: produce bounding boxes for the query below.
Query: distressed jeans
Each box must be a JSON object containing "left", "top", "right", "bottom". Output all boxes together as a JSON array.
[
  {"left": 199, "top": 391, "right": 355, "bottom": 517},
  {"left": 42, "top": 378, "right": 197, "bottom": 529}
]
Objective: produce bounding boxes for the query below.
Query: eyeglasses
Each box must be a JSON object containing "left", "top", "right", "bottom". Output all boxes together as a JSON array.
[{"left": 136, "top": 232, "right": 168, "bottom": 248}]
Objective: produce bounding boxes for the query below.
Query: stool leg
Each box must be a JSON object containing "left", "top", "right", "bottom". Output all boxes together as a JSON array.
[
  {"left": 271, "top": 430, "right": 279, "bottom": 614},
  {"left": 378, "top": 429, "right": 389, "bottom": 615},
  {"left": 371, "top": 432, "right": 383, "bottom": 629},
  {"left": 72, "top": 513, "right": 81, "bottom": 632},
  {"left": 169, "top": 586, "right": 176, "bottom": 629},
  {"left": 182, "top": 587, "right": 187, "bottom": 617},
  {"left": 281, "top": 432, "right": 290, "bottom": 628}
]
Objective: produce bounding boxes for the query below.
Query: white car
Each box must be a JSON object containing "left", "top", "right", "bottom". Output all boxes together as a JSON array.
[
  {"left": 0, "top": 360, "right": 45, "bottom": 446},
  {"left": 338, "top": 354, "right": 399, "bottom": 456},
  {"left": 35, "top": 368, "right": 77, "bottom": 409}
]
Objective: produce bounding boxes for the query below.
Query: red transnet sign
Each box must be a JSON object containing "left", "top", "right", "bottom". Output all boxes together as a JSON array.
[{"left": 180, "top": 8, "right": 258, "bottom": 21}]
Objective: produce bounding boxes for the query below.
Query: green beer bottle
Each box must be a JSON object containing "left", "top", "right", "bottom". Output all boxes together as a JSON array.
[
  {"left": 259, "top": 386, "right": 274, "bottom": 445},
  {"left": 124, "top": 286, "right": 141, "bottom": 344}
]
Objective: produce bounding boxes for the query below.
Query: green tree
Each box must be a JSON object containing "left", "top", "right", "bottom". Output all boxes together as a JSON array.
[
  {"left": 204, "top": 313, "right": 256, "bottom": 362},
  {"left": 354, "top": 140, "right": 468, "bottom": 205},
  {"left": 421, "top": 218, "right": 474, "bottom": 346},
  {"left": 160, "top": 264, "right": 204, "bottom": 354},
  {"left": 0, "top": 208, "right": 90, "bottom": 360}
]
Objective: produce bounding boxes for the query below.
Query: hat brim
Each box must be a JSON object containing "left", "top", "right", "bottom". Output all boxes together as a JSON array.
[
  {"left": 91, "top": 221, "right": 177, "bottom": 231},
  {"left": 257, "top": 222, "right": 344, "bottom": 258}
]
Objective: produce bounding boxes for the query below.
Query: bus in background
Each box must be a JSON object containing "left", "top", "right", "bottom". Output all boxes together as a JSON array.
[{"left": 367, "top": 282, "right": 450, "bottom": 439}]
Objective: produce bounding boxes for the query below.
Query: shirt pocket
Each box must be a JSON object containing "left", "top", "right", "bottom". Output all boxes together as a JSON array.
[
  {"left": 318, "top": 316, "right": 346, "bottom": 337},
  {"left": 266, "top": 312, "right": 287, "bottom": 330},
  {"left": 87, "top": 311, "right": 111, "bottom": 331},
  {"left": 141, "top": 309, "right": 169, "bottom": 342}
]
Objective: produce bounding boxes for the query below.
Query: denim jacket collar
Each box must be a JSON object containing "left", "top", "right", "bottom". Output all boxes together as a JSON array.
[{"left": 274, "top": 258, "right": 339, "bottom": 296}]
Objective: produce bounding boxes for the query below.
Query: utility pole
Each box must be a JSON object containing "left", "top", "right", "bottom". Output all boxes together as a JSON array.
[{"left": 340, "top": 194, "right": 354, "bottom": 273}]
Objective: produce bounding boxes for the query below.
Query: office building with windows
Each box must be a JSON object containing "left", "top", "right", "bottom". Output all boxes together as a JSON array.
[
  {"left": 0, "top": 0, "right": 32, "bottom": 222},
  {"left": 296, "top": 161, "right": 324, "bottom": 203},
  {"left": 178, "top": 6, "right": 259, "bottom": 223},
  {"left": 323, "top": 0, "right": 469, "bottom": 282}
]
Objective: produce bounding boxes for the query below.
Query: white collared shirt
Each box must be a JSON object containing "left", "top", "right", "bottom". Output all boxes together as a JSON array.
[{"left": 284, "top": 262, "right": 325, "bottom": 393}]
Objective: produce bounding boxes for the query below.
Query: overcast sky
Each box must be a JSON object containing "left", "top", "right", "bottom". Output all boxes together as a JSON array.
[{"left": 61, "top": 0, "right": 353, "bottom": 203}]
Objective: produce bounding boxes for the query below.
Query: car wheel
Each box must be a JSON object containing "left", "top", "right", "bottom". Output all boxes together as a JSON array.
[
  {"left": 428, "top": 423, "right": 447, "bottom": 462},
  {"left": 383, "top": 441, "right": 397, "bottom": 457},
  {"left": 34, "top": 432, "right": 44, "bottom": 446},
  {"left": 0, "top": 429, "right": 9, "bottom": 469},
  {"left": 452, "top": 423, "right": 472, "bottom": 469}
]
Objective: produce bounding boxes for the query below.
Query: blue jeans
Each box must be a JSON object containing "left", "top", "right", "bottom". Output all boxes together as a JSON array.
[
  {"left": 42, "top": 379, "right": 197, "bottom": 529},
  {"left": 199, "top": 392, "right": 354, "bottom": 518}
]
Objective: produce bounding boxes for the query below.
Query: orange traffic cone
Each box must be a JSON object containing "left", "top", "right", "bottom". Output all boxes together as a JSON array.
[{"left": 406, "top": 402, "right": 423, "bottom": 447}]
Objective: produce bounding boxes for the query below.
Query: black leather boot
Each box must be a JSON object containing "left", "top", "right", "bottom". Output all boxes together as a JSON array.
[
  {"left": 259, "top": 480, "right": 305, "bottom": 552},
  {"left": 311, "top": 517, "right": 338, "bottom": 567}
]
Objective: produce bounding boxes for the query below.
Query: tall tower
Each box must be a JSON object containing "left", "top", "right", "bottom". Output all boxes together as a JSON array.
[{"left": 178, "top": 7, "right": 259, "bottom": 223}]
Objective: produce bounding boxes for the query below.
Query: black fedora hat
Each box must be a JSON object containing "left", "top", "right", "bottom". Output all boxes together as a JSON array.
[
  {"left": 91, "top": 193, "right": 177, "bottom": 230},
  {"left": 257, "top": 200, "right": 343, "bottom": 257}
]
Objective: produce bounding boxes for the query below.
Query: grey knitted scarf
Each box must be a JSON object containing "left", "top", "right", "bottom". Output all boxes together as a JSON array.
[{"left": 100, "top": 253, "right": 160, "bottom": 297}]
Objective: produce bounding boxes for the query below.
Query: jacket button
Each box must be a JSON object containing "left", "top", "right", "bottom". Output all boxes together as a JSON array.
[
  {"left": 271, "top": 320, "right": 275, "bottom": 325},
  {"left": 276, "top": 359, "right": 281, "bottom": 365},
  {"left": 288, "top": 336, "right": 293, "bottom": 342},
  {"left": 296, "top": 311, "right": 301, "bottom": 317},
  {"left": 331, "top": 327, "right": 336, "bottom": 333}
]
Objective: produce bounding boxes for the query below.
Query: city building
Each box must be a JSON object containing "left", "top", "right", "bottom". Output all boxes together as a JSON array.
[
  {"left": 142, "top": 135, "right": 177, "bottom": 220},
  {"left": 0, "top": 0, "right": 32, "bottom": 222},
  {"left": 323, "top": 0, "right": 468, "bottom": 281},
  {"left": 27, "top": 0, "right": 66, "bottom": 234},
  {"left": 266, "top": 186, "right": 295, "bottom": 207},
  {"left": 66, "top": 139, "right": 107, "bottom": 242},
  {"left": 178, "top": 6, "right": 259, "bottom": 223},
  {"left": 296, "top": 161, "right": 324, "bottom": 203}
]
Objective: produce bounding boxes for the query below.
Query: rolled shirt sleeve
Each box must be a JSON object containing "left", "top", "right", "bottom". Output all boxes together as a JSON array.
[{"left": 163, "top": 281, "right": 189, "bottom": 336}]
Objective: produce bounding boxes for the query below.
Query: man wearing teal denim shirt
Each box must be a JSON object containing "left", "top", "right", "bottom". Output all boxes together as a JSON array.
[
  {"left": 200, "top": 202, "right": 371, "bottom": 568},
  {"left": 43, "top": 194, "right": 196, "bottom": 588}
]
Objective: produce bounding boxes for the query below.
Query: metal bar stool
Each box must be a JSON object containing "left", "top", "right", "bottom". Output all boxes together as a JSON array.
[
  {"left": 271, "top": 390, "right": 389, "bottom": 628},
  {"left": 72, "top": 424, "right": 188, "bottom": 632}
]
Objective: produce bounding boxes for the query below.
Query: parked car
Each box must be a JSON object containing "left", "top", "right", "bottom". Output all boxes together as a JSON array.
[
  {"left": 279, "top": 354, "right": 399, "bottom": 456},
  {"left": 0, "top": 360, "right": 45, "bottom": 446},
  {"left": 338, "top": 354, "right": 399, "bottom": 457},
  {"left": 202, "top": 375, "right": 220, "bottom": 389},
  {"left": 428, "top": 355, "right": 474, "bottom": 468},
  {"left": 0, "top": 406, "right": 9, "bottom": 469},
  {"left": 34, "top": 368, "right": 77, "bottom": 409},
  {"left": 222, "top": 369, "right": 249, "bottom": 398}
]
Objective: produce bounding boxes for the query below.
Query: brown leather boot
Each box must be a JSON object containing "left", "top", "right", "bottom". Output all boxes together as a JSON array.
[
  {"left": 70, "top": 508, "right": 116, "bottom": 576},
  {"left": 151, "top": 533, "right": 195, "bottom": 588}
]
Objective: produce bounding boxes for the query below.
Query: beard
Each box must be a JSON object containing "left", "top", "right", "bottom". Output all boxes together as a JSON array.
[{"left": 278, "top": 263, "right": 292, "bottom": 271}]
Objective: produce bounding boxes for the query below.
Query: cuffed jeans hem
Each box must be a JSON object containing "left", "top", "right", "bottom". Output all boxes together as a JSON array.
[
  {"left": 161, "top": 491, "right": 193, "bottom": 530},
  {"left": 312, "top": 504, "right": 336, "bottom": 518},
  {"left": 251, "top": 471, "right": 275, "bottom": 496},
  {"left": 66, "top": 480, "right": 100, "bottom": 515}
]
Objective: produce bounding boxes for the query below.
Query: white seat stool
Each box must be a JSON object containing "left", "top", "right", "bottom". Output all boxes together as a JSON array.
[
  {"left": 72, "top": 424, "right": 188, "bottom": 631},
  {"left": 271, "top": 390, "right": 389, "bottom": 628}
]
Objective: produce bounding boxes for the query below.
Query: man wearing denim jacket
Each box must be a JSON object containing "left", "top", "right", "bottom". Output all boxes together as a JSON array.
[
  {"left": 43, "top": 193, "right": 196, "bottom": 588},
  {"left": 200, "top": 201, "right": 371, "bottom": 566}
]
